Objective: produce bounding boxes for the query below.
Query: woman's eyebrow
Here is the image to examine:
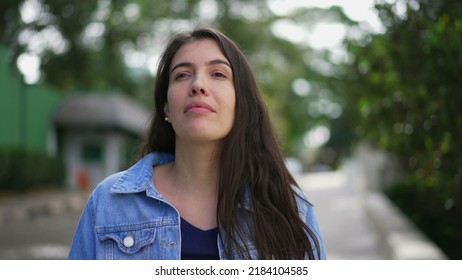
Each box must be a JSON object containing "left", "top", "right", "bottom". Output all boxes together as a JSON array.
[
  {"left": 170, "top": 59, "right": 232, "bottom": 73},
  {"left": 208, "top": 59, "right": 232, "bottom": 69},
  {"left": 170, "top": 62, "right": 193, "bottom": 74}
]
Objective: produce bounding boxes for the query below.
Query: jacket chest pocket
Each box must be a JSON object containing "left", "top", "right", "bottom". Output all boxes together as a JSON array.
[{"left": 97, "top": 226, "right": 156, "bottom": 260}]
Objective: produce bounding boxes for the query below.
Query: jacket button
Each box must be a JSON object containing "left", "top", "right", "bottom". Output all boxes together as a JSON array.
[{"left": 123, "top": 234, "right": 135, "bottom": 248}]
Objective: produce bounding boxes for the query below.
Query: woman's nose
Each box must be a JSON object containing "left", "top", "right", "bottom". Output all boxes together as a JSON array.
[
  {"left": 191, "top": 85, "right": 206, "bottom": 95},
  {"left": 190, "top": 76, "right": 207, "bottom": 96}
]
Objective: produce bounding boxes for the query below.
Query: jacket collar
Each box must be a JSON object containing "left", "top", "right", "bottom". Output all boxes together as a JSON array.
[
  {"left": 110, "top": 152, "right": 174, "bottom": 194},
  {"left": 109, "top": 151, "right": 254, "bottom": 212}
]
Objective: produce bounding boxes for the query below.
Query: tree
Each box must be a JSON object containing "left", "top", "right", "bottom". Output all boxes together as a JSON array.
[
  {"left": 1, "top": 0, "right": 201, "bottom": 97},
  {"left": 327, "top": 0, "right": 462, "bottom": 258}
]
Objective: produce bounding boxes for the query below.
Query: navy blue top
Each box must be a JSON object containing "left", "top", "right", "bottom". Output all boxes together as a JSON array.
[{"left": 180, "top": 218, "right": 220, "bottom": 260}]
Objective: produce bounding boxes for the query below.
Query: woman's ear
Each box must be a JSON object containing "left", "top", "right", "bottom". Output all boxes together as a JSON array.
[
  {"left": 163, "top": 103, "right": 169, "bottom": 116},
  {"left": 163, "top": 103, "right": 170, "bottom": 122}
]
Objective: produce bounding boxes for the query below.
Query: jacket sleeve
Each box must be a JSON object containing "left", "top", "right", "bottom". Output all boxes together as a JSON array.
[
  {"left": 305, "top": 204, "right": 327, "bottom": 260},
  {"left": 68, "top": 195, "right": 97, "bottom": 260}
]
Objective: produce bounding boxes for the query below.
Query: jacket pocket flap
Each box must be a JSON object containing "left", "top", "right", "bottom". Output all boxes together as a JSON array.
[{"left": 97, "top": 226, "right": 156, "bottom": 254}]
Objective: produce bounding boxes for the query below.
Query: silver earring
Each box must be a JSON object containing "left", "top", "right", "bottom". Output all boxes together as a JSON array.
[{"left": 164, "top": 116, "right": 169, "bottom": 122}]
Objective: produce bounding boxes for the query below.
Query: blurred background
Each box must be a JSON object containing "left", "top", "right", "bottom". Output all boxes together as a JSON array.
[{"left": 0, "top": 0, "right": 460, "bottom": 259}]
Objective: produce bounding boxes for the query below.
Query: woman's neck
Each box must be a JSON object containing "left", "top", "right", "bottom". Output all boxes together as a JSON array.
[
  {"left": 170, "top": 142, "right": 221, "bottom": 196},
  {"left": 153, "top": 142, "right": 220, "bottom": 230}
]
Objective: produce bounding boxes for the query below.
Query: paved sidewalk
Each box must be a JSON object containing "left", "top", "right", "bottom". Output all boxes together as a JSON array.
[
  {"left": 0, "top": 190, "right": 87, "bottom": 227},
  {"left": 297, "top": 166, "right": 446, "bottom": 260},
  {"left": 298, "top": 171, "right": 385, "bottom": 259}
]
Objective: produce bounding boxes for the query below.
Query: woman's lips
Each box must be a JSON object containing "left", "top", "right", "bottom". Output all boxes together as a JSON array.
[{"left": 184, "top": 101, "right": 215, "bottom": 113}]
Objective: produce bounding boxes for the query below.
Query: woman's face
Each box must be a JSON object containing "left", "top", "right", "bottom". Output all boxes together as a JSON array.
[{"left": 165, "top": 39, "right": 236, "bottom": 146}]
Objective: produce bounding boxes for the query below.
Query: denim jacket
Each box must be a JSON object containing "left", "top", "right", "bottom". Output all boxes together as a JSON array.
[{"left": 68, "top": 152, "right": 327, "bottom": 260}]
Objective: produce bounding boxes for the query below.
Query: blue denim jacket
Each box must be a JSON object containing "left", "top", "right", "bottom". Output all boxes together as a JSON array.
[{"left": 68, "top": 152, "right": 327, "bottom": 260}]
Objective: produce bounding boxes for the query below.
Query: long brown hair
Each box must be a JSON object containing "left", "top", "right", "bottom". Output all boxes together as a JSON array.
[{"left": 142, "top": 27, "right": 321, "bottom": 259}]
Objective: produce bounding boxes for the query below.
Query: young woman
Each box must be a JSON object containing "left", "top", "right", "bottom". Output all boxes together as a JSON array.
[{"left": 68, "top": 27, "right": 326, "bottom": 260}]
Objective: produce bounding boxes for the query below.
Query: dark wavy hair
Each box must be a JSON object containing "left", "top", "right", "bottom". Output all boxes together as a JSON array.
[{"left": 141, "top": 27, "right": 321, "bottom": 259}]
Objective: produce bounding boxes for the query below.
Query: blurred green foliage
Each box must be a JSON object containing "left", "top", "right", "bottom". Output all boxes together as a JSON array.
[
  {"left": 385, "top": 176, "right": 462, "bottom": 259},
  {"left": 327, "top": 0, "right": 462, "bottom": 258}
]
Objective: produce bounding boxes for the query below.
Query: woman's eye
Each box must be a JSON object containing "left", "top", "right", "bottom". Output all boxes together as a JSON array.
[
  {"left": 174, "top": 73, "right": 188, "bottom": 80},
  {"left": 213, "top": 72, "right": 226, "bottom": 78}
]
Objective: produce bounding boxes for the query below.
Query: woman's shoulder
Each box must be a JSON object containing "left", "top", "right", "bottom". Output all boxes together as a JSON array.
[
  {"left": 90, "top": 171, "right": 128, "bottom": 199},
  {"left": 92, "top": 151, "right": 175, "bottom": 195},
  {"left": 292, "top": 185, "right": 315, "bottom": 217},
  {"left": 96, "top": 171, "right": 126, "bottom": 191},
  {"left": 292, "top": 184, "right": 310, "bottom": 202},
  {"left": 85, "top": 167, "right": 149, "bottom": 214}
]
